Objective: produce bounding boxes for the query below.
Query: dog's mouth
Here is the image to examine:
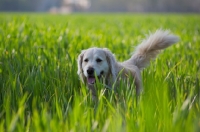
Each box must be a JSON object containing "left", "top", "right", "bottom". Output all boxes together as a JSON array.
[
  {"left": 87, "top": 71, "right": 104, "bottom": 85},
  {"left": 87, "top": 76, "right": 97, "bottom": 85}
]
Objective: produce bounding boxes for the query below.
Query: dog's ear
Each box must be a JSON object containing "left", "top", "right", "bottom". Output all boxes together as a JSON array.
[
  {"left": 103, "top": 48, "right": 117, "bottom": 82},
  {"left": 77, "top": 50, "right": 86, "bottom": 82}
]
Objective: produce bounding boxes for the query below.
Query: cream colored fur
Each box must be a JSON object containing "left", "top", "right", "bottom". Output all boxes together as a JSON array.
[{"left": 77, "top": 30, "right": 179, "bottom": 98}]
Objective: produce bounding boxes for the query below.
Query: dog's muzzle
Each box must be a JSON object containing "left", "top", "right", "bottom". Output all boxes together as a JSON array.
[
  {"left": 86, "top": 68, "right": 104, "bottom": 85},
  {"left": 87, "top": 68, "right": 95, "bottom": 84}
]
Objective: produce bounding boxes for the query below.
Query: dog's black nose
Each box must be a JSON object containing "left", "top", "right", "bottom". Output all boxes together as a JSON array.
[{"left": 87, "top": 68, "right": 94, "bottom": 75}]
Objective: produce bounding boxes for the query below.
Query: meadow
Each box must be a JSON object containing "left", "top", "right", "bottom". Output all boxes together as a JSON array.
[{"left": 0, "top": 13, "right": 200, "bottom": 132}]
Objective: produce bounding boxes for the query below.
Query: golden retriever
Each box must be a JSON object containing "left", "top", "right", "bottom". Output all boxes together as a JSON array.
[{"left": 77, "top": 30, "right": 179, "bottom": 98}]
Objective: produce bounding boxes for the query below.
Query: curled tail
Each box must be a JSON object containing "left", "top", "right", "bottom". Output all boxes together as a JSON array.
[{"left": 125, "top": 30, "right": 179, "bottom": 70}]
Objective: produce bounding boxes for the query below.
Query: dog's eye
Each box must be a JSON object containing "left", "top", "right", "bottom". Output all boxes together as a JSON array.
[
  {"left": 96, "top": 58, "right": 102, "bottom": 63},
  {"left": 84, "top": 59, "right": 88, "bottom": 62}
]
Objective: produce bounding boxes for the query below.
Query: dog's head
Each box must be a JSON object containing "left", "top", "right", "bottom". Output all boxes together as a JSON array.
[{"left": 77, "top": 47, "right": 117, "bottom": 86}]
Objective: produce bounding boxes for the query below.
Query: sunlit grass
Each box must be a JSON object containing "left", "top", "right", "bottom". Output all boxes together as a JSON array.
[{"left": 0, "top": 13, "right": 200, "bottom": 132}]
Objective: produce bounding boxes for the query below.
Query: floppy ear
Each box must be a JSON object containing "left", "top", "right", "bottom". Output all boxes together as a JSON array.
[
  {"left": 77, "top": 50, "right": 86, "bottom": 82},
  {"left": 103, "top": 48, "right": 117, "bottom": 82}
]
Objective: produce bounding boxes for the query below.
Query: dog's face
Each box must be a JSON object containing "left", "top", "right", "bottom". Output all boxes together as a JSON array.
[
  {"left": 78, "top": 47, "right": 117, "bottom": 87},
  {"left": 78, "top": 48, "right": 110, "bottom": 85}
]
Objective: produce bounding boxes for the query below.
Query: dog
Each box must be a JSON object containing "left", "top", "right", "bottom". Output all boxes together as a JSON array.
[{"left": 77, "top": 30, "right": 179, "bottom": 98}]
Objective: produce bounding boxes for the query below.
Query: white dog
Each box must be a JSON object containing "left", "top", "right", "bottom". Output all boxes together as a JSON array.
[{"left": 77, "top": 30, "right": 179, "bottom": 98}]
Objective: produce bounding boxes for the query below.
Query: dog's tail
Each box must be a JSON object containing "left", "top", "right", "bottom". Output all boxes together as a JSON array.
[{"left": 124, "top": 30, "right": 179, "bottom": 70}]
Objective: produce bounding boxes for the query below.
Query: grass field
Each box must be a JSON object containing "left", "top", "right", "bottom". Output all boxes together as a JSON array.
[{"left": 0, "top": 13, "right": 200, "bottom": 132}]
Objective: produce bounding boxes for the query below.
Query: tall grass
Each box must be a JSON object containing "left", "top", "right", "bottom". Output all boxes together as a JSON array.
[{"left": 0, "top": 13, "right": 200, "bottom": 131}]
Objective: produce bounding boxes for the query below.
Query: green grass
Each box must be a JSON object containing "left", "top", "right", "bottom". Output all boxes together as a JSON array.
[{"left": 0, "top": 13, "right": 200, "bottom": 132}]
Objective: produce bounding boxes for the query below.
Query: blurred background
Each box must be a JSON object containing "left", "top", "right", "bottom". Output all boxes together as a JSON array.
[{"left": 0, "top": 0, "right": 199, "bottom": 13}]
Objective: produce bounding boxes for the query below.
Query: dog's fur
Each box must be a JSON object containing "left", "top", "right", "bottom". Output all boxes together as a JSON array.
[{"left": 77, "top": 30, "right": 179, "bottom": 98}]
